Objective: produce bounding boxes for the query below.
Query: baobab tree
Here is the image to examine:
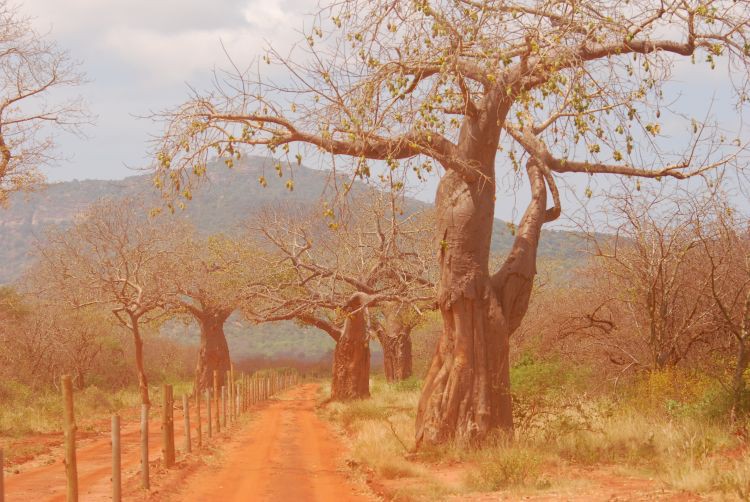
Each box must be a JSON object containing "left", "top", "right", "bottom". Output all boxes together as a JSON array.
[
  {"left": 153, "top": 0, "right": 750, "bottom": 444},
  {"left": 245, "top": 194, "right": 432, "bottom": 400},
  {"left": 165, "top": 229, "right": 257, "bottom": 392},
  {"left": 0, "top": 0, "right": 87, "bottom": 205},
  {"left": 34, "top": 198, "right": 180, "bottom": 405},
  {"left": 372, "top": 297, "right": 434, "bottom": 381}
]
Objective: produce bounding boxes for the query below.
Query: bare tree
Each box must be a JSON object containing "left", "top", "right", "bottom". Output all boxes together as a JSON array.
[
  {"left": 0, "top": 1, "right": 88, "bottom": 205},
  {"left": 153, "top": 0, "right": 750, "bottom": 444},
  {"left": 246, "top": 193, "right": 433, "bottom": 400},
  {"left": 33, "top": 198, "right": 180, "bottom": 405},
  {"left": 0, "top": 287, "right": 116, "bottom": 390},
  {"left": 587, "top": 191, "right": 714, "bottom": 371},
  {"left": 693, "top": 197, "right": 750, "bottom": 417}
]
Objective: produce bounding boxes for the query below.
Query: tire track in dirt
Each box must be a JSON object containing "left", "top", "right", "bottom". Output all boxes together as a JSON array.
[{"left": 171, "top": 383, "right": 375, "bottom": 502}]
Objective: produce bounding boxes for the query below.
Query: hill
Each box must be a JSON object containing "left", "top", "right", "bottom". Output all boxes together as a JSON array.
[{"left": 0, "top": 156, "right": 588, "bottom": 360}]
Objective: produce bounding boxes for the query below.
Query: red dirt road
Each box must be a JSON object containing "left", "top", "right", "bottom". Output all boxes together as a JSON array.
[{"left": 170, "top": 383, "right": 375, "bottom": 502}]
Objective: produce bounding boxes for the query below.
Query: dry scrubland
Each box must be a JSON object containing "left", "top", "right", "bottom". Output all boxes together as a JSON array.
[
  {"left": 3, "top": 0, "right": 750, "bottom": 500},
  {"left": 323, "top": 367, "right": 750, "bottom": 501}
]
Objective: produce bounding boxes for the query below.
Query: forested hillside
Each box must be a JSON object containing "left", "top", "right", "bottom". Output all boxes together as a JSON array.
[{"left": 0, "top": 156, "right": 586, "bottom": 284}]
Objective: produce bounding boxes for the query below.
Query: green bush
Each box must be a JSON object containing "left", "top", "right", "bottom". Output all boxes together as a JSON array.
[{"left": 510, "top": 353, "right": 591, "bottom": 399}]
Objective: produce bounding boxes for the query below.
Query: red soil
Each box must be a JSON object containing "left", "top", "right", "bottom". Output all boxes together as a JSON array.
[
  {"left": 4, "top": 403, "right": 199, "bottom": 501},
  {"left": 166, "top": 383, "right": 375, "bottom": 502}
]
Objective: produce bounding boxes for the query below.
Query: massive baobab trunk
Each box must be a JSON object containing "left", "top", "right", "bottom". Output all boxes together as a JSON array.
[
  {"left": 194, "top": 310, "right": 231, "bottom": 393},
  {"left": 416, "top": 159, "right": 556, "bottom": 446},
  {"left": 376, "top": 308, "right": 413, "bottom": 382},
  {"left": 331, "top": 294, "right": 371, "bottom": 400}
]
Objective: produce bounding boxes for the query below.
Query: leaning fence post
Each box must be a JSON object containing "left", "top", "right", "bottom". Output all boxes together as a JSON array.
[
  {"left": 195, "top": 389, "right": 202, "bottom": 447},
  {"left": 183, "top": 394, "right": 191, "bottom": 453},
  {"left": 140, "top": 403, "right": 149, "bottom": 489},
  {"left": 112, "top": 415, "right": 121, "bottom": 502},
  {"left": 162, "top": 384, "right": 175, "bottom": 468},
  {"left": 61, "top": 375, "right": 78, "bottom": 502}
]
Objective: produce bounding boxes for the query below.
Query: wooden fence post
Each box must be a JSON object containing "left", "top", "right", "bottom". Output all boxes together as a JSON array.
[
  {"left": 235, "top": 383, "right": 240, "bottom": 418},
  {"left": 162, "top": 384, "right": 175, "bottom": 468},
  {"left": 195, "top": 390, "right": 202, "bottom": 447},
  {"left": 1, "top": 448, "right": 5, "bottom": 502},
  {"left": 230, "top": 365, "right": 235, "bottom": 422},
  {"left": 61, "top": 375, "right": 78, "bottom": 502},
  {"left": 140, "top": 403, "right": 149, "bottom": 489},
  {"left": 240, "top": 374, "right": 244, "bottom": 413},
  {"left": 206, "top": 389, "right": 212, "bottom": 438},
  {"left": 225, "top": 370, "right": 231, "bottom": 424},
  {"left": 183, "top": 394, "right": 191, "bottom": 454},
  {"left": 112, "top": 415, "right": 121, "bottom": 502},
  {"left": 221, "top": 386, "right": 227, "bottom": 428},
  {"left": 213, "top": 371, "right": 221, "bottom": 434}
]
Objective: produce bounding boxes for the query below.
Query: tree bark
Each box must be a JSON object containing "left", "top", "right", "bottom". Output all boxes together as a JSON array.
[
  {"left": 331, "top": 294, "right": 371, "bottom": 400},
  {"left": 131, "top": 317, "right": 150, "bottom": 405},
  {"left": 416, "top": 157, "right": 555, "bottom": 447},
  {"left": 194, "top": 310, "right": 231, "bottom": 393},
  {"left": 75, "top": 367, "right": 85, "bottom": 390},
  {"left": 732, "top": 337, "right": 749, "bottom": 419},
  {"left": 376, "top": 309, "right": 413, "bottom": 382}
]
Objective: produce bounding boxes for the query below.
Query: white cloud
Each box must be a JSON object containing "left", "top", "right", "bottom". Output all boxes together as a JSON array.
[{"left": 103, "top": 27, "right": 242, "bottom": 84}]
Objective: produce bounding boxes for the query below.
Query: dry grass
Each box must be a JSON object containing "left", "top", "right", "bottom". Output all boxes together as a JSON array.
[
  {"left": 0, "top": 380, "right": 193, "bottom": 436},
  {"left": 322, "top": 372, "right": 750, "bottom": 501}
]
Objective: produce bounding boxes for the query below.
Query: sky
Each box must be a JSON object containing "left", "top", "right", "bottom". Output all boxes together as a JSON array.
[
  {"left": 23, "top": 0, "right": 312, "bottom": 180},
  {"left": 20, "top": 0, "right": 750, "bottom": 223}
]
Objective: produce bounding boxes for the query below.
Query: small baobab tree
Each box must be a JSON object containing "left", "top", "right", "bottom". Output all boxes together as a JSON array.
[
  {"left": 245, "top": 193, "right": 433, "bottom": 400},
  {"left": 153, "top": 0, "right": 750, "bottom": 444},
  {"left": 372, "top": 303, "right": 424, "bottom": 382},
  {"left": 165, "top": 228, "right": 257, "bottom": 392}
]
